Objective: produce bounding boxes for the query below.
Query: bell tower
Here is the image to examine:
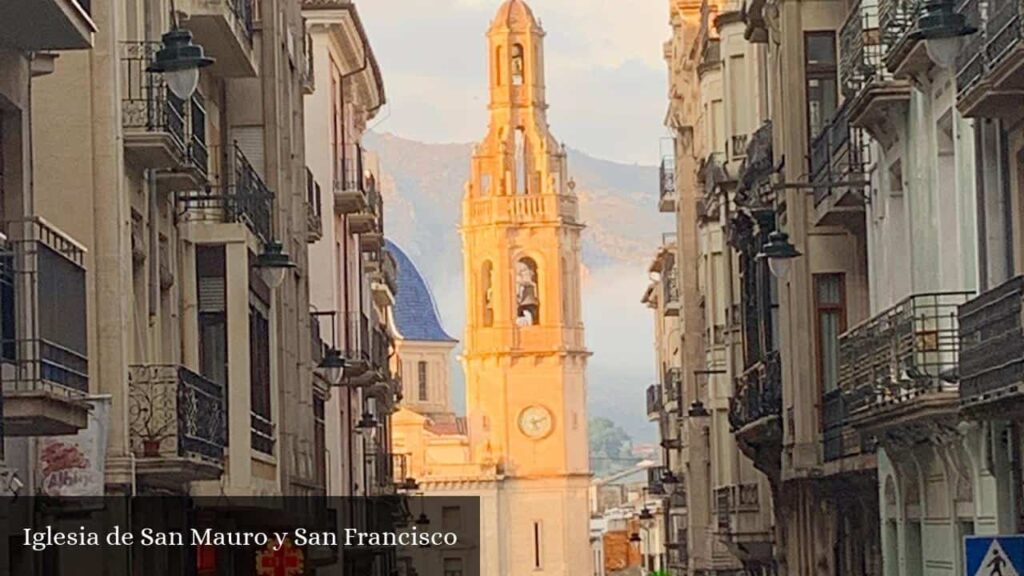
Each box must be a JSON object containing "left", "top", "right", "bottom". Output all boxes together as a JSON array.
[{"left": 460, "top": 2, "right": 591, "bottom": 573}]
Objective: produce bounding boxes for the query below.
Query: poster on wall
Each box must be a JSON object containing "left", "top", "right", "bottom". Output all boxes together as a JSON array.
[{"left": 35, "top": 396, "right": 110, "bottom": 497}]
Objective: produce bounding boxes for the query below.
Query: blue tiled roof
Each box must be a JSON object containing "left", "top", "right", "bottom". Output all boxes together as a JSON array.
[{"left": 387, "top": 240, "right": 457, "bottom": 343}]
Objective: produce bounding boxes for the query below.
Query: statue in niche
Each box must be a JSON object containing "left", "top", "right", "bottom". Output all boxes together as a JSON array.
[
  {"left": 511, "top": 44, "right": 525, "bottom": 86},
  {"left": 482, "top": 261, "right": 494, "bottom": 327},
  {"left": 515, "top": 258, "right": 539, "bottom": 326}
]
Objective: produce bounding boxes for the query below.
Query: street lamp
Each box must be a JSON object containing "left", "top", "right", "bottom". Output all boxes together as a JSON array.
[
  {"left": 756, "top": 230, "right": 801, "bottom": 280},
  {"left": 255, "top": 241, "right": 296, "bottom": 290},
  {"left": 687, "top": 399, "right": 711, "bottom": 418},
  {"left": 148, "top": 27, "right": 214, "bottom": 100},
  {"left": 910, "top": 0, "right": 977, "bottom": 68},
  {"left": 317, "top": 348, "right": 347, "bottom": 387},
  {"left": 356, "top": 411, "right": 378, "bottom": 431}
]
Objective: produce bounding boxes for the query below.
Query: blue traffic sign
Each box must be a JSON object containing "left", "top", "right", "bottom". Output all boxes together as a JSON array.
[{"left": 966, "top": 536, "right": 1024, "bottom": 576}]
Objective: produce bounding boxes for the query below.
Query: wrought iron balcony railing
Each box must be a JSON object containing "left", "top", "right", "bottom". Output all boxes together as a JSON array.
[
  {"left": 128, "top": 364, "right": 226, "bottom": 465},
  {"left": 737, "top": 121, "right": 773, "bottom": 201},
  {"left": 955, "top": 0, "right": 987, "bottom": 94},
  {"left": 810, "top": 100, "right": 870, "bottom": 207},
  {"left": 660, "top": 157, "right": 677, "bottom": 202},
  {"left": 227, "top": 0, "right": 255, "bottom": 43},
  {"left": 178, "top": 143, "right": 274, "bottom": 243},
  {"left": 986, "top": 0, "right": 1023, "bottom": 69},
  {"left": 666, "top": 528, "right": 689, "bottom": 566},
  {"left": 729, "top": 351, "right": 782, "bottom": 431},
  {"left": 731, "top": 134, "right": 749, "bottom": 159},
  {"left": 663, "top": 269, "right": 680, "bottom": 309},
  {"left": 646, "top": 384, "right": 663, "bottom": 416},
  {"left": 881, "top": 0, "right": 923, "bottom": 69},
  {"left": 959, "top": 276, "right": 1024, "bottom": 409},
  {"left": 840, "top": 0, "right": 893, "bottom": 98},
  {"left": 647, "top": 465, "right": 667, "bottom": 495},
  {"left": 839, "top": 291, "right": 971, "bottom": 415},
  {"left": 0, "top": 218, "right": 89, "bottom": 397},
  {"left": 121, "top": 41, "right": 186, "bottom": 151},
  {"left": 664, "top": 367, "right": 682, "bottom": 405}
]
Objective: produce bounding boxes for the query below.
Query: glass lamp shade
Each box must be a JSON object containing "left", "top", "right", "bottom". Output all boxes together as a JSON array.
[
  {"left": 263, "top": 267, "right": 287, "bottom": 290},
  {"left": 768, "top": 257, "right": 792, "bottom": 280},
  {"left": 255, "top": 242, "right": 296, "bottom": 290},
  {"left": 165, "top": 67, "right": 200, "bottom": 100},
  {"left": 925, "top": 36, "right": 962, "bottom": 68}
]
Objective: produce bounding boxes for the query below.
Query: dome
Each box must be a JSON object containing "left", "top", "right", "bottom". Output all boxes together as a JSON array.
[
  {"left": 387, "top": 240, "right": 457, "bottom": 343},
  {"left": 492, "top": 0, "right": 538, "bottom": 30}
]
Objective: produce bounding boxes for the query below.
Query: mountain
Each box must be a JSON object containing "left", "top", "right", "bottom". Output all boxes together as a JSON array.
[{"left": 365, "top": 131, "right": 669, "bottom": 442}]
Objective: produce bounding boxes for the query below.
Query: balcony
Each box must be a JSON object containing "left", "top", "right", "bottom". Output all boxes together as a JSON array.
[
  {"left": 336, "top": 311, "right": 387, "bottom": 387},
  {"left": 355, "top": 181, "right": 384, "bottom": 253},
  {"left": 958, "top": 0, "right": 1024, "bottom": 118},
  {"left": 1, "top": 218, "right": 90, "bottom": 436},
  {"left": 647, "top": 465, "right": 667, "bottom": 496},
  {"left": 839, "top": 292, "right": 970, "bottom": 437},
  {"left": 842, "top": 0, "right": 913, "bottom": 145},
  {"left": 0, "top": 0, "right": 94, "bottom": 50},
  {"left": 810, "top": 100, "right": 869, "bottom": 230},
  {"left": 736, "top": 121, "right": 773, "bottom": 206},
  {"left": 121, "top": 42, "right": 209, "bottom": 180},
  {"left": 128, "top": 364, "right": 226, "bottom": 486},
  {"left": 666, "top": 528, "right": 689, "bottom": 568},
  {"left": 301, "top": 30, "right": 315, "bottom": 96},
  {"left": 366, "top": 248, "right": 398, "bottom": 308},
  {"left": 306, "top": 167, "right": 323, "bottom": 243},
  {"left": 659, "top": 156, "right": 677, "bottom": 213},
  {"left": 664, "top": 367, "right": 682, "bottom": 410},
  {"left": 178, "top": 143, "right": 274, "bottom": 244},
  {"left": 955, "top": 0, "right": 988, "bottom": 96},
  {"left": 823, "top": 389, "right": 878, "bottom": 463},
  {"left": 646, "top": 384, "right": 663, "bottom": 420},
  {"left": 882, "top": 0, "right": 932, "bottom": 79},
  {"left": 180, "top": 0, "right": 258, "bottom": 78},
  {"left": 729, "top": 352, "right": 782, "bottom": 436},
  {"left": 334, "top": 156, "right": 369, "bottom": 215},
  {"left": 663, "top": 268, "right": 680, "bottom": 317},
  {"left": 959, "top": 276, "right": 1024, "bottom": 415}
]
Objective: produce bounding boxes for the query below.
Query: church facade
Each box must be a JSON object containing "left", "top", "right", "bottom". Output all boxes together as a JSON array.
[{"left": 391, "top": 1, "right": 592, "bottom": 574}]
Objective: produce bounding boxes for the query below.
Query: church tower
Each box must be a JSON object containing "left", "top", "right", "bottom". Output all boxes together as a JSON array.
[{"left": 460, "top": 1, "right": 591, "bottom": 573}]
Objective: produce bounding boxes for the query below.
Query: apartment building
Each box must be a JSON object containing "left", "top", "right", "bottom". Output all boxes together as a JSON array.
[
  {"left": 0, "top": 0, "right": 403, "bottom": 573},
  {"left": 652, "top": 0, "right": 1024, "bottom": 574}
]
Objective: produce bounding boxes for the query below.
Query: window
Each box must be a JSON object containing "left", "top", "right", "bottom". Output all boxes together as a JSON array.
[
  {"left": 515, "top": 128, "right": 528, "bottom": 194},
  {"left": 250, "top": 302, "right": 273, "bottom": 455},
  {"left": 249, "top": 254, "right": 273, "bottom": 456},
  {"left": 515, "top": 257, "right": 540, "bottom": 326},
  {"left": 533, "top": 521, "right": 543, "bottom": 569},
  {"left": 814, "top": 274, "right": 846, "bottom": 394},
  {"left": 313, "top": 391, "right": 326, "bottom": 487},
  {"left": 804, "top": 32, "right": 838, "bottom": 143},
  {"left": 418, "top": 361, "right": 428, "bottom": 401},
  {"left": 496, "top": 46, "right": 504, "bottom": 85},
  {"left": 197, "top": 246, "right": 227, "bottom": 386},
  {"left": 443, "top": 558, "right": 464, "bottom": 576}
]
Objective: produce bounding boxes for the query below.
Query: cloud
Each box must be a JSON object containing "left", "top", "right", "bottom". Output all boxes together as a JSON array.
[{"left": 357, "top": 0, "right": 669, "bottom": 163}]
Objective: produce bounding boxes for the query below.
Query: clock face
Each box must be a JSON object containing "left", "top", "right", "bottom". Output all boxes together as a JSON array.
[{"left": 518, "top": 405, "right": 554, "bottom": 439}]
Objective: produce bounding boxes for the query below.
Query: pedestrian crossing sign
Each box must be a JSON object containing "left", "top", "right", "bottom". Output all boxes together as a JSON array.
[{"left": 966, "top": 536, "right": 1024, "bottom": 576}]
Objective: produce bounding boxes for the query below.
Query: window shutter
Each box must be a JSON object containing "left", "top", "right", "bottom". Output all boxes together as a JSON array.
[{"left": 233, "top": 126, "right": 265, "bottom": 179}]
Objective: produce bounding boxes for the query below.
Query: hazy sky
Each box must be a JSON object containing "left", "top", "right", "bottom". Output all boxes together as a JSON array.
[{"left": 358, "top": 0, "right": 668, "bottom": 165}]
